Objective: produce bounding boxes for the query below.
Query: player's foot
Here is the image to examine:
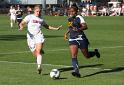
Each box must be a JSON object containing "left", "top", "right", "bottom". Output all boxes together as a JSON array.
[
  {"left": 71, "top": 71, "right": 81, "bottom": 78},
  {"left": 95, "top": 49, "right": 100, "bottom": 58},
  {"left": 18, "top": 29, "right": 21, "bottom": 30},
  {"left": 37, "top": 67, "right": 42, "bottom": 74}
]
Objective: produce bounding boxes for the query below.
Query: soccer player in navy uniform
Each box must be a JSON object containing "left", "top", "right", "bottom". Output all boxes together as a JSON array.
[
  {"left": 64, "top": 6, "right": 100, "bottom": 78},
  {"left": 16, "top": 6, "right": 23, "bottom": 29}
]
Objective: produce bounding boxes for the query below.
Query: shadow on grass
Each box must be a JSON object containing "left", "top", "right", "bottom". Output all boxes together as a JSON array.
[
  {"left": 0, "top": 35, "right": 26, "bottom": 41},
  {"left": 43, "top": 73, "right": 67, "bottom": 80},
  {"left": 0, "top": 34, "right": 63, "bottom": 41},
  {"left": 52, "top": 78, "right": 68, "bottom": 80},
  {"left": 58, "top": 64, "right": 103, "bottom": 72},
  {"left": 83, "top": 67, "right": 124, "bottom": 78},
  {"left": 44, "top": 35, "right": 63, "bottom": 38},
  {"left": 42, "top": 64, "right": 103, "bottom": 79}
]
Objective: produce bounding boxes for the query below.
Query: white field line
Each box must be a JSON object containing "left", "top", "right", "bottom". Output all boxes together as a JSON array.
[
  {"left": 0, "top": 51, "right": 30, "bottom": 55},
  {"left": 0, "top": 45, "right": 124, "bottom": 55},
  {"left": 0, "top": 60, "right": 112, "bottom": 71},
  {"left": 98, "top": 46, "right": 124, "bottom": 49},
  {"left": 0, "top": 61, "right": 70, "bottom": 67}
]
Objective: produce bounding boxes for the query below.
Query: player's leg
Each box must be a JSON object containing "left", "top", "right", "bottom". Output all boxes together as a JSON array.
[
  {"left": 34, "top": 43, "right": 43, "bottom": 74},
  {"left": 10, "top": 17, "right": 13, "bottom": 28},
  {"left": 80, "top": 48, "right": 95, "bottom": 58},
  {"left": 79, "top": 38, "right": 100, "bottom": 58},
  {"left": 34, "top": 33, "right": 45, "bottom": 74},
  {"left": 27, "top": 35, "right": 42, "bottom": 74},
  {"left": 123, "top": 8, "right": 124, "bottom": 15},
  {"left": 10, "top": 15, "right": 16, "bottom": 28},
  {"left": 17, "top": 19, "right": 22, "bottom": 29},
  {"left": 80, "top": 47, "right": 100, "bottom": 59},
  {"left": 69, "top": 44, "right": 81, "bottom": 77}
]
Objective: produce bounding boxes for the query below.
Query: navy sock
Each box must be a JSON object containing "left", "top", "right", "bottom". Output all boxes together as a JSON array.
[
  {"left": 72, "top": 58, "right": 79, "bottom": 73},
  {"left": 89, "top": 51, "right": 95, "bottom": 57}
]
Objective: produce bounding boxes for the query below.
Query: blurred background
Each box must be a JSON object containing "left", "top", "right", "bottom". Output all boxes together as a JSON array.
[{"left": 0, "top": 0, "right": 124, "bottom": 16}]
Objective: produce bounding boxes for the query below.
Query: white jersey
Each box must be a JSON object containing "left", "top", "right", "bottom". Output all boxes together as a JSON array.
[
  {"left": 23, "top": 14, "right": 46, "bottom": 35},
  {"left": 24, "top": 14, "right": 46, "bottom": 52},
  {"left": 9, "top": 8, "right": 16, "bottom": 20}
]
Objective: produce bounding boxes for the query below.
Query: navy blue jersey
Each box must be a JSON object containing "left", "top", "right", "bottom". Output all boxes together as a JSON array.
[
  {"left": 16, "top": 10, "right": 23, "bottom": 20},
  {"left": 68, "top": 15, "right": 86, "bottom": 39}
]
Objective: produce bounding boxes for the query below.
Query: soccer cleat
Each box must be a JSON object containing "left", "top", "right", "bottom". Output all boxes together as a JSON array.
[
  {"left": 95, "top": 49, "right": 100, "bottom": 58},
  {"left": 37, "top": 67, "right": 42, "bottom": 74},
  {"left": 71, "top": 72, "right": 81, "bottom": 78}
]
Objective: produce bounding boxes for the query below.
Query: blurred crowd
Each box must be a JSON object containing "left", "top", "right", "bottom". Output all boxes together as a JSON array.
[
  {"left": 43, "top": 0, "right": 124, "bottom": 16},
  {"left": 1, "top": 0, "right": 124, "bottom": 16}
]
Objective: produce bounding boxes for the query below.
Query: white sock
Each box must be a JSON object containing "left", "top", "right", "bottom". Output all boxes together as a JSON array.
[
  {"left": 11, "top": 22, "right": 13, "bottom": 28},
  {"left": 37, "top": 55, "right": 42, "bottom": 68}
]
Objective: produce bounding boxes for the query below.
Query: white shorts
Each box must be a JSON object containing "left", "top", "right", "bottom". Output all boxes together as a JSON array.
[
  {"left": 10, "top": 15, "right": 16, "bottom": 21},
  {"left": 27, "top": 33, "right": 45, "bottom": 52}
]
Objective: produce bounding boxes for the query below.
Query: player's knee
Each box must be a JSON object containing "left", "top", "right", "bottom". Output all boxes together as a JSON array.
[
  {"left": 32, "top": 50, "right": 39, "bottom": 57},
  {"left": 35, "top": 50, "right": 41, "bottom": 56}
]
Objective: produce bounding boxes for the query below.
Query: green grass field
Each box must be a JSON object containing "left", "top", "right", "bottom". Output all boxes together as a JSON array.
[{"left": 0, "top": 15, "right": 124, "bottom": 85}]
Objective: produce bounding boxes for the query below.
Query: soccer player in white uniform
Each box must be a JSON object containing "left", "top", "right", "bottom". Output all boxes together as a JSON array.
[
  {"left": 9, "top": 6, "right": 16, "bottom": 28},
  {"left": 19, "top": 5, "right": 62, "bottom": 74}
]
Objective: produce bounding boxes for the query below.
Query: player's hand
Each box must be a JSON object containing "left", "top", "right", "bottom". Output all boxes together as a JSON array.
[
  {"left": 57, "top": 25, "right": 62, "bottom": 30},
  {"left": 64, "top": 33, "right": 68, "bottom": 41}
]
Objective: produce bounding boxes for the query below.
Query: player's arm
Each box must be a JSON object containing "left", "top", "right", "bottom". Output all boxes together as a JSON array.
[
  {"left": 16, "top": 11, "right": 18, "bottom": 15},
  {"left": 43, "top": 22, "right": 62, "bottom": 30},
  {"left": 64, "top": 29, "right": 70, "bottom": 40},
  {"left": 72, "top": 23, "right": 88, "bottom": 32},
  {"left": 79, "top": 23, "right": 88, "bottom": 30},
  {"left": 19, "top": 20, "right": 26, "bottom": 30},
  {"left": 19, "top": 15, "right": 30, "bottom": 30},
  {"left": 76, "top": 16, "right": 88, "bottom": 31}
]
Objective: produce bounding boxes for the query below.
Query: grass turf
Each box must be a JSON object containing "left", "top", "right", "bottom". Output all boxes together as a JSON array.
[{"left": 0, "top": 15, "right": 124, "bottom": 85}]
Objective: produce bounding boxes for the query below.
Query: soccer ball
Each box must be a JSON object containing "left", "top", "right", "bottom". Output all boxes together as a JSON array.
[{"left": 50, "top": 69, "right": 60, "bottom": 79}]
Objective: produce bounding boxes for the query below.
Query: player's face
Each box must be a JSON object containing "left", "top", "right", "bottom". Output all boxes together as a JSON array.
[
  {"left": 68, "top": 8, "right": 77, "bottom": 17},
  {"left": 34, "top": 8, "right": 41, "bottom": 17}
]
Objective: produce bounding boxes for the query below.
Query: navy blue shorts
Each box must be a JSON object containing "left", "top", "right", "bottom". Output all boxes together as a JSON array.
[
  {"left": 69, "top": 38, "right": 89, "bottom": 49},
  {"left": 16, "top": 19, "right": 22, "bottom": 23}
]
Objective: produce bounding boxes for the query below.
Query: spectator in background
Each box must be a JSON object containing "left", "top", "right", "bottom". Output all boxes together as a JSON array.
[
  {"left": 116, "top": 3, "right": 122, "bottom": 16},
  {"left": 81, "top": 6, "right": 87, "bottom": 16},
  {"left": 110, "top": 3, "right": 121, "bottom": 16},
  {"left": 100, "top": 6, "right": 107, "bottom": 16},
  {"left": 121, "top": 0, "right": 124, "bottom": 15},
  {"left": 90, "top": 5, "right": 97, "bottom": 16}
]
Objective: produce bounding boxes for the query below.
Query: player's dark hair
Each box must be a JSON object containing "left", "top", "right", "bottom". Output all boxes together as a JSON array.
[
  {"left": 71, "top": 3, "right": 78, "bottom": 12},
  {"left": 70, "top": 6, "right": 78, "bottom": 13}
]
